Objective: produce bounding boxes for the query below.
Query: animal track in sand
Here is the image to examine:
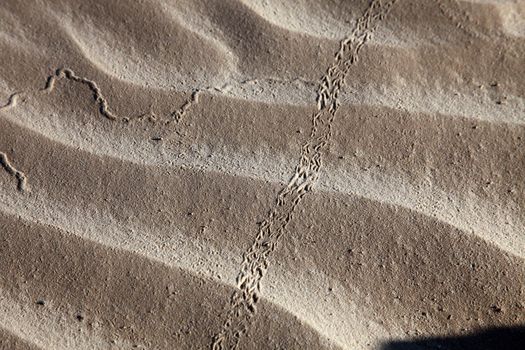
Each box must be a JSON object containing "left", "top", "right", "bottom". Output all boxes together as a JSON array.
[
  {"left": 1, "top": 67, "right": 317, "bottom": 126},
  {"left": 0, "top": 64, "right": 319, "bottom": 198},
  {"left": 436, "top": 0, "right": 494, "bottom": 39},
  {"left": 171, "top": 89, "right": 201, "bottom": 123},
  {"left": 42, "top": 68, "right": 117, "bottom": 120},
  {"left": 0, "top": 68, "right": 201, "bottom": 195},
  {"left": 0, "top": 92, "right": 23, "bottom": 109},
  {"left": 211, "top": 0, "right": 398, "bottom": 349},
  {"left": 1, "top": 67, "right": 201, "bottom": 124},
  {"left": 0, "top": 152, "right": 28, "bottom": 192}
]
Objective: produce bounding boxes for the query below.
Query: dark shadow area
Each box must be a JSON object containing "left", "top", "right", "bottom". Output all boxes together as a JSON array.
[{"left": 381, "top": 325, "right": 525, "bottom": 350}]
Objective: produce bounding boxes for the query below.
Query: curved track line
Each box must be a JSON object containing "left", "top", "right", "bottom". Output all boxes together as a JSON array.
[
  {"left": 1, "top": 67, "right": 200, "bottom": 124},
  {"left": 42, "top": 68, "right": 117, "bottom": 120},
  {"left": 0, "top": 92, "right": 22, "bottom": 109},
  {"left": 211, "top": 1, "right": 398, "bottom": 349},
  {"left": 0, "top": 152, "right": 27, "bottom": 192}
]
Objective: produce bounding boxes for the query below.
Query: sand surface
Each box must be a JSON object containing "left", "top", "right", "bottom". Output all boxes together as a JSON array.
[{"left": 1, "top": 0, "right": 524, "bottom": 349}]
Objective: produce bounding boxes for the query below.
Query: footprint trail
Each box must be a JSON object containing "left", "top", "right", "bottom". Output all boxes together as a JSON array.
[{"left": 211, "top": 0, "right": 398, "bottom": 349}]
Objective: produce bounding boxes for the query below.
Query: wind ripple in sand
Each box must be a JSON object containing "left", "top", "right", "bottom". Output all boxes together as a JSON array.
[
  {"left": 1, "top": 0, "right": 525, "bottom": 348},
  {"left": 0, "top": 130, "right": 522, "bottom": 348},
  {"left": 0, "top": 193, "right": 365, "bottom": 349},
  {"left": 2, "top": 0, "right": 524, "bottom": 122},
  {"left": 4, "top": 87, "right": 524, "bottom": 258}
]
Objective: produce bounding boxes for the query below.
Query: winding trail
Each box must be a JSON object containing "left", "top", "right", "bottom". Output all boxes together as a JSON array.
[
  {"left": 0, "top": 152, "right": 27, "bottom": 192},
  {"left": 211, "top": 1, "right": 398, "bottom": 349},
  {"left": 42, "top": 68, "right": 117, "bottom": 120},
  {"left": 0, "top": 67, "right": 201, "bottom": 124}
]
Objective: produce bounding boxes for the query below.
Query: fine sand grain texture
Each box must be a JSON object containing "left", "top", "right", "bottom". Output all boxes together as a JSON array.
[{"left": 1, "top": 0, "right": 524, "bottom": 349}]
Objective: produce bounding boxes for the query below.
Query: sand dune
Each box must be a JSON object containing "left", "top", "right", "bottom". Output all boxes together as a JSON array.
[{"left": 1, "top": 0, "right": 524, "bottom": 349}]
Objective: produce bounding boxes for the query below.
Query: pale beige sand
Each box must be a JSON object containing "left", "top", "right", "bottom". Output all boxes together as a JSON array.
[{"left": 1, "top": 0, "right": 524, "bottom": 349}]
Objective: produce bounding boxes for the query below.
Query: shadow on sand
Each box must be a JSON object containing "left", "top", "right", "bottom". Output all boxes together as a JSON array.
[{"left": 381, "top": 325, "right": 525, "bottom": 350}]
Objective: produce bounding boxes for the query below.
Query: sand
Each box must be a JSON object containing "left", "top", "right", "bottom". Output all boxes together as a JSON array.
[{"left": 1, "top": 0, "right": 524, "bottom": 349}]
